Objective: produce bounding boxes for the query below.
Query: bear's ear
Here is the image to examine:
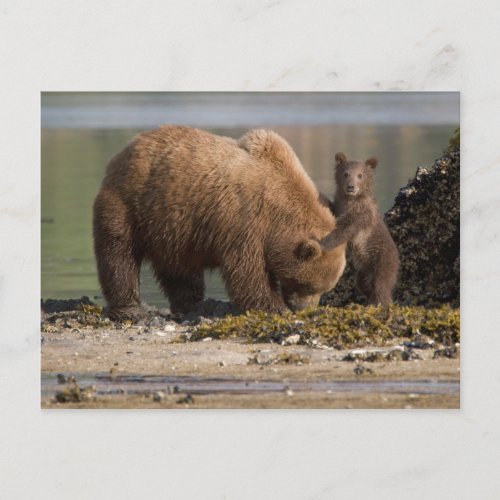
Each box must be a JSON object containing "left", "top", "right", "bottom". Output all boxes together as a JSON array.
[
  {"left": 335, "top": 152, "right": 347, "bottom": 167},
  {"left": 365, "top": 157, "right": 378, "bottom": 169},
  {"left": 295, "top": 239, "right": 322, "bottom": 261}
]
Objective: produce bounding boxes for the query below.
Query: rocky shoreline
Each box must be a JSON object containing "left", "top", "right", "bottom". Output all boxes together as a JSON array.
[{"left": 41, "top": 297, "right": 460, "bottom": 409}]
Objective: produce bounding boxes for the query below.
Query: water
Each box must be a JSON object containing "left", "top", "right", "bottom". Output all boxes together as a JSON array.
[
  {"left": 41, "top": 373, "right": 460, "bottom": 398},
  {"left": 41, "top": 92, "right": 458, "bottom": 307}
]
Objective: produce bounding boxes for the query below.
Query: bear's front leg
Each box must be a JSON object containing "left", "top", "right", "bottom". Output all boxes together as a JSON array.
[{"left": 221, "top": 256, "right": 287, "bottom": 314}]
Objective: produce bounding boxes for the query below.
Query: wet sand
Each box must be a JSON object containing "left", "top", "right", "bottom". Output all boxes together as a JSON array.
[{"left": 41, "top": 310, "right": 460, "bottom": 409}]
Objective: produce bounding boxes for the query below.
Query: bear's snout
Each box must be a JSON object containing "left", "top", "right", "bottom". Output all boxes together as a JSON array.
[
  {"left": 345, "top": 184, "right": 358, "bottom": 195},
  {"left": 284, "top": 292, "right": 322, "bottom": 312}
]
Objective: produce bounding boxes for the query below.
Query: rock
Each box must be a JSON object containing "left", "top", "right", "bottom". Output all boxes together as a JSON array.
[
  {"left": 182, "top": 312, "right": 202, "bottom": 324},
  {"left": 127, "top": 325, "right": 143, "bottom": 331},
  {"left": 54, "top": 381, "right": 96, "bottom": 403},
  {"left": 354, "top": 364, "right": 365, "bottom": 375},
  {"left": 404, "top": 335, "right": 435, "bottom": 349},
  {"left": 342, "top": 347, "right": 419, "bottom": 362},
  {"left": 164, "top": 324, "right": 177, "bottom": 332},
  {"left": 433, "top": 345, "right": 460, "bottom": 359},
  {"left": 273, "top": 352, "right": 310, "bottom": 365},
  {"left": 284, "top": 334, "right": 300, "bottom": 345},
  {"left": 253, "top": 351, "right": 273, "bottom": 365},
  {"left": 41, "top": 296, "right": 94, "bottom": 313},
  {"left": 386, "top": 350, "right": 410, "bottom": 361},
  {"left": 176, "top": 394, "right": 194, "bottom": 405},
  {"left": 152, "top": 330, "right": 166, "bottom": 337},
  {"left": 153, "top": 391, "right": 166, "bottom": 402},
  {"left": 148, "top": 317, "right": 162, "bottom": 328},
  {"left": 199, "top": 317, "right": 214, "bottom": 325}
]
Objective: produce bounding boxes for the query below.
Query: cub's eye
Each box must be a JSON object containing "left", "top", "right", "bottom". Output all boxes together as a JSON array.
[
  {"left": 344, "top": 172, "right": 348, "bottom": 178},
  {"left": 358, "top": 174, "right": 363, "bottom": 179}
]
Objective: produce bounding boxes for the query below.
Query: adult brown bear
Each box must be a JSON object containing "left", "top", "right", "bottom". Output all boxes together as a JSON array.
[{"left": 93, "top": 126, "right": 346, "bottom": 320}]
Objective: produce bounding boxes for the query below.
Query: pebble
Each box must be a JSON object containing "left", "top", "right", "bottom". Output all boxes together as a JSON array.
[
  {"left": 176, "top": 394, "right": 194, "bottom": 405},
  {"left": 354, "top": 364, "right": 365, "bottom": 375},
  {"left": 284, "top": 334, "right": 300, "bottom": 345},
  {"left": 152, "top": 330, "right": 166, "bottom": 337},
  {"left": 153, "top": 391, "right": 166, "bottom": 402},
  {"left": 164, "top": 324, "right": 177, "bottom": 332},
  {"left": 128, "top": 325, "right": 143, "bottom": 332},
  {"left": 254, "top": 352, "right": 273, "bottom": 365},
  {"left": 202, "top": 337, "right": 213, "bottom": 342},
  {"left": 404, "top": 336, "right": 435, "bottom": 350},
  {"left": 149, "top": 317, "right": 162, "bottom": 327}
]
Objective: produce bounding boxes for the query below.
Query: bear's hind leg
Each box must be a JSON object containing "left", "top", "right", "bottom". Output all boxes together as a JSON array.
[
  {"left": 356, "top": 265, "right": 393, "bottom": 306},
  {"left": 355, "top": 270, "right": 374, "bottom": 303},
  {"left": 364, "top": 267, "right": 393, "bottom": 306},
  {"left": 368, "top": 284, "right": 392, "bottom": 306},
  {"left": 155, "top": 270, "right": 205, "bottom": 314},
  {"left": 93, "top": 193, "right": 145, "bottom": 322}
]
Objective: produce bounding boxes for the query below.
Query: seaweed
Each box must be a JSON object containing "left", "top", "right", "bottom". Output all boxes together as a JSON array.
[{"left": 191, "top": 304, "right": 459, "bottom": 349}]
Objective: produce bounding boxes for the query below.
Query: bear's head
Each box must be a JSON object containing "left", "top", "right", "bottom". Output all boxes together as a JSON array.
[
  {"left": 334, "top": 152, "right": 377, "bottom": 197},
  {"left": 269, "top": 238, "right": 346, "bottom": 312}
]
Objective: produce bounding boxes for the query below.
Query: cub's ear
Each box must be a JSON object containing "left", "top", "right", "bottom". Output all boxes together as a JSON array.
[
  {"left": 295, "top": 239, "right": 322, "bottom": 261},
  {"left": 365, "top": 157, "right": 378, "bottom": 169},
  {"left": 334, "top": 152, "right": 347, "bottom": 167}
]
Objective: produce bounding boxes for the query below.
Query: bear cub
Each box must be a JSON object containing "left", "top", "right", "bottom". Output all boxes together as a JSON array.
[{"left": 324, "top": 152, "right": 399, "bottom": 305}]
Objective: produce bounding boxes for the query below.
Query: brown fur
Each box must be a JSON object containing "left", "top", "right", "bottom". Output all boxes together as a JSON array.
[
  {"left": 93, "top": 126, "right": 346, "bottom": 320},
  {"left": 323, "top": 152, "right": 399, "bottom": 305}
]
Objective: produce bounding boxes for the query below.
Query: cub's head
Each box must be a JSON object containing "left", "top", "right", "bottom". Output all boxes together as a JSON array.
[
  {"left": 334, "top": 152, "right": 377, "bottom": 197},
  {"left": 271, "top": 238, "right": 346, "bottom": 312}
]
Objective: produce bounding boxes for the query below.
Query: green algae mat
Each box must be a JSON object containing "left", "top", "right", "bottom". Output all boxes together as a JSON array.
[{"left": 193, "top": 304, "right": 459, "bottom": 349}]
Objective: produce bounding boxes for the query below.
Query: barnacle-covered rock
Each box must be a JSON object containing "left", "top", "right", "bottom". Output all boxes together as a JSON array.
[
  {"left": 41, "top": 295, "right": 95, "bottom": 313},
  {"left": 322, "top": 129, "right": 460, "bottom": 307},
  {"left": 54, "top": 378, "right": 96, "bottom": 403}
]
